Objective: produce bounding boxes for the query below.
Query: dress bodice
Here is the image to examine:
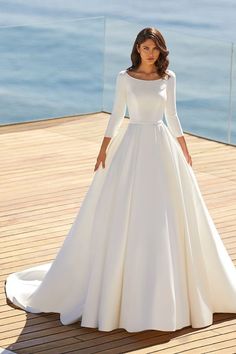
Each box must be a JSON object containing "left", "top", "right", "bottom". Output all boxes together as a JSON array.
[{"left": 104, "top": 69, "right": 184, "bottom": 139}]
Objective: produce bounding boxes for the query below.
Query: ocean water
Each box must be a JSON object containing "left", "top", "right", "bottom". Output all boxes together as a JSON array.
[{"left": 0, "top": 1, "right": 236, "bottom": 144}]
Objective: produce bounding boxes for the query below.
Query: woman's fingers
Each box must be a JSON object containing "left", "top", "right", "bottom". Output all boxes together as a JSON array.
[
  {"left": 94, "top": 156, "right": 106, "bottom": 171},
  {"left": 183, "top": 151, "right": 192, "bottom": 167},
  {"left": 94, "top": 160, "right": 100, "bottom": 171},
  {"left": 188, "top": 154, "right": 192, "bottom": 166}
]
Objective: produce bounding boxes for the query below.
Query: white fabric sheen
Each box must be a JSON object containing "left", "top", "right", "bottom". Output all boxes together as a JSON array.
[
  {"left": 4, "top": 70, "right": 236, "bottom": 333},
  {"left": 104, "top": 69, "right": 184, "bottom": 139}
]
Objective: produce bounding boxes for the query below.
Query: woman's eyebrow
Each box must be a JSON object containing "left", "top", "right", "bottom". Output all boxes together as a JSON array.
[{"left": 143, "top": 45, "right": 158, "bottom": 48}]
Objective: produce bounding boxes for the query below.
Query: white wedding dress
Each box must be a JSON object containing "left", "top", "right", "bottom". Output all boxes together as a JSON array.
[{"left": 5, "top": 69, "right": 236, "bottom": 333}]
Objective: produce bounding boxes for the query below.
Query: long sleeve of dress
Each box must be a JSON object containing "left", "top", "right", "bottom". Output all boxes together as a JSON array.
[
  {"left": 164, "top": 71, "right": 184, "bottom": 138},
  {"left": 104, "top": 71, "right": 127, "bottom": 138}
]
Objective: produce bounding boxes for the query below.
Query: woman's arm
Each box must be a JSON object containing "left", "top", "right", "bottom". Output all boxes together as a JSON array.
[
  {"left": 94, "top": 71, "right": 127, "bottom": 171},
  {"left": 165, "top": 70, "right": 192, "bottom": 166},
  {"left": 103, "top": 71, "right": 127, "bottom": 138}
]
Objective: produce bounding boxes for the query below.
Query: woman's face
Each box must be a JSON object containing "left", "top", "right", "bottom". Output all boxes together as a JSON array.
[{"left": 136, "top": 39, "right": 160, "bottom": 65}]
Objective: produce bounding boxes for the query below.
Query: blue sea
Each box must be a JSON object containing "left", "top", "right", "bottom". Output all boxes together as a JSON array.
[{"left": 0, "top": 0, "right": 236, "bottom": 144}]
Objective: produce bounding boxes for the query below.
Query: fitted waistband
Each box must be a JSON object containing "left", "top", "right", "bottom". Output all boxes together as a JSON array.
[{"left": 128, "top": 120, "right": 164, "bottom": 126}]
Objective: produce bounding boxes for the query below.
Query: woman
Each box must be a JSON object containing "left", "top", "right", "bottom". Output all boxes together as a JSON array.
[{"left": 5, "top": 27, "right": 236, "bottom": 333}]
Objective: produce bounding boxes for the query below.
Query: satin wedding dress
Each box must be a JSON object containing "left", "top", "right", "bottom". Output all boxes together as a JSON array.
[{"left": 5, "top": 69, "right": 236, "bottom": 332}]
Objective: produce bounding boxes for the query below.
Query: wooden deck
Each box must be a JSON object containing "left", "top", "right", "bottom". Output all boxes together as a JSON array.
[{"left": 0, "top": 113, "right": 236, "bottom": 354}]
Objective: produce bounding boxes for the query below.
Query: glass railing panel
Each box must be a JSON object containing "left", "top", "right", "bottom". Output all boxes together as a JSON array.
[{"left": 230, "top": 42, "right": 236, "bottom": 145}]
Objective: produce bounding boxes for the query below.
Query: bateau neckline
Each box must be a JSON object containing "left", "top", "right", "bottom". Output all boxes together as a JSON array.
[{"left": 125, "top": 70, "right": 163, "bottom": 82}]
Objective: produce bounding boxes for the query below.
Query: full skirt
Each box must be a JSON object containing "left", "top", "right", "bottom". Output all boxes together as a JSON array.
[{"left": 5, "top": 120, "right": 236, "bottom": 332}]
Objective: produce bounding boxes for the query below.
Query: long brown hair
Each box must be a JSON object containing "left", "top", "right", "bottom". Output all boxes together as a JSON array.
[{"left": 126, "top": 27, "right": 170, "bottom": 80}]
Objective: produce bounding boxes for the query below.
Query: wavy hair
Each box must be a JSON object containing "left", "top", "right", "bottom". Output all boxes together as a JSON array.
[{"left": 126, "top": 27, "right": 170, "bottom": 80}]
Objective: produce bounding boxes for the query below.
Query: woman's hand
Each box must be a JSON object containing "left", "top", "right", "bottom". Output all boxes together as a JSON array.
[
  {"left": 94, "top": 137, "right": 111, "bottom": 172},
  {"left": 183, "top": 151, "right": 192, "bottom": 166},
  {"left": 176, "top": 136, "right": 192, "bottom": 167},
  {"left": 94, "top": 149, "right": 107, "bottom": 171}
]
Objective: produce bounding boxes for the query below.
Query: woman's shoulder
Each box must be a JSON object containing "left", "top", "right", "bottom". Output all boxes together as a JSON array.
[
  {"left": 118, "top": 69, "right": 128, "bottom": 77},
  {"left": 113, "top": 70, "right": 127, "bottom": 84},
  {"left": 166, "top": 69, "right": 176, "bottom": 78}
]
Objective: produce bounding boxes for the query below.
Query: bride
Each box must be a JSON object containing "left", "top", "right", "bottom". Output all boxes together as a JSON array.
[{"left": 5, "top": 27, "right": 236, "bottom": 333}]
